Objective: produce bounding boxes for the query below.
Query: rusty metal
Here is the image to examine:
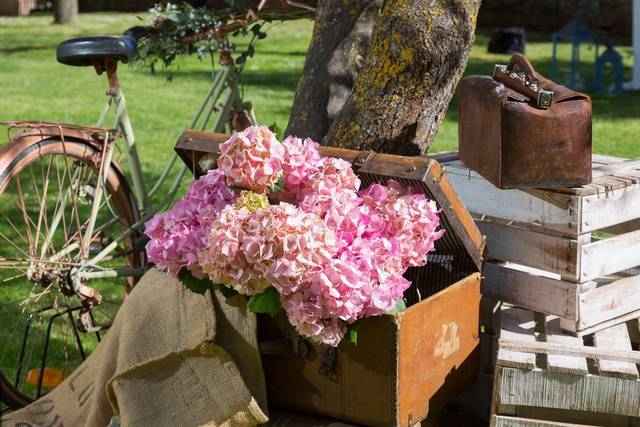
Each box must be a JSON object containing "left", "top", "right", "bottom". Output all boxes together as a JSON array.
[
  {"left": 91, "top": 58, "right": 121, "bottom": 95},
  {"left": 458, "top": 53, "right": 592, "bottom": 189},
  {"left": 75, "top": 284, "right": 103, "bottom": 308},
  {"left": 1, "top": 120, "right": 120, "bottom": 144}
]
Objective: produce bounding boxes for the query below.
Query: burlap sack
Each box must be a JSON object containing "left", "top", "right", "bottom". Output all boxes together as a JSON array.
[{"left": 1, "top": 269, "right": 268, "bottom": 427}]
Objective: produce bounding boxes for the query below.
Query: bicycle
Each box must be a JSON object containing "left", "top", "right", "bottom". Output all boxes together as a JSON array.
[{"left": 0, "top": 2, "right": 315, "bottom": 410}]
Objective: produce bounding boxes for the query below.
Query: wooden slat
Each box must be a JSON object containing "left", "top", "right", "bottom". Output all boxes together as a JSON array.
[
  {"left": 561, "top": 309, "right": 640, "bottom": 337},
  {"left": 498, "top": 306, "right": 537, "bottom": 369},
  {"left": 580, "top": 231, "right": 640, "bottom": 281},
  {"left": 593, "top": 324, "right": 639, "bottom": 379},
  {"left": 445, "top": 157, "right": 640, "bottom": 235},
  {"left": 628, "top": 318, "right": 640, "bottom": 349},
  {"left": 592, "top": 154, "right": 627, "bottom": 165},
  {"left": 498, "top": 340, "right": 640, "bottom": 365},
  {"left": 498, "top": 367, "right": 640, "bottom": 417},
  {"left": 492, "top": 415, "right": 599, "bottom": 427},
  {"left": 577, "top": 276, "right": 640, "bottom": 331},
  {"left": 544, "top": 317, "right": 589, "bottom": 375},
  {"left": 484, "top": 263, "right": 579, "bottom": 321},
  {"left": 602, "top": 218, "right": 640, "bottom": 235},
  {"left": 444, "top": 161, "right": 581, "bottom": 235},
  {"left": 516, "top": 407, "right": 640, "bottom": 427},
  {"left": 592, "top": 158, "right": 640, "bottom": 178},
  {"left": 477, "top": 221, "right": 583, "bottom": 281},
  {"left": 581, "top": 186, "right": 640, "bottom": 233},
  {"left": 589, "top": 175, "right": 634, "bottom": 194}
]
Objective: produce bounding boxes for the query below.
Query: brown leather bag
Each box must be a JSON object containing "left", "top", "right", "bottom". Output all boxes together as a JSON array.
[{"left": 458, "top": 53, "right": 592, "bottom": 189}]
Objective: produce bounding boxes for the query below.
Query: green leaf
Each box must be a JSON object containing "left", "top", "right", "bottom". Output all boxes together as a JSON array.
[
  {"left": 178, "top": 268, "right": 212, "bottom": 294},
  {"left": 268, "top": 174, "right": 285, "bottom": 193},
  {"left": 387, "top": 299, "right": 407, "bottom": 314},
  {"left": 247, "top": 288, "right": 283, "bottom": 317},
  {"left": 217, "top": 285, "right": 239, "bottom": 299},
  {"left": 346, "top": 319, "right": 366, "bottom": 344},
  {"left": 268, "top": 122, "right": 281, "bottom": 134}
]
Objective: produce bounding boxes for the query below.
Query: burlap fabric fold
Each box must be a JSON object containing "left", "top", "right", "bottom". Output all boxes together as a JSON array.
[{"left": 1, "top": 269, "right": 269, "bottom": 427}]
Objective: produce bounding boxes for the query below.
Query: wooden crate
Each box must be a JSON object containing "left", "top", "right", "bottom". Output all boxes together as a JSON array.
[
  {"left": 439, "top": 153, "right": 640, "bottom": 335},
  {"left": 491, "top": 304, "right": 640, "bottom": 427},
  {"left": 175, "top": 131, "right": 486, "bottom": 427}
]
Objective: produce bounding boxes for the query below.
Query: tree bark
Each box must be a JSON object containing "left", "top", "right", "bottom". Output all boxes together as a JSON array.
[
  {"left": 288, "top": 0, "right": 481, "bottom": 155},
  {"left": 286, "top": 0, "right": 383, "bottom": 142},
  {"left": 54, "top": 0, "right": 78, "bottom": 25}
]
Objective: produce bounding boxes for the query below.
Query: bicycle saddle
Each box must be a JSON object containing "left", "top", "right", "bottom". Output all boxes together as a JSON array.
[{"left": 56, "top": 36, "right": 136, "bottom": 67}]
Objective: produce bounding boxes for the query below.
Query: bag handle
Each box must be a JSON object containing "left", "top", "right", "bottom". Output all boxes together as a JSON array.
[{"left": 493, "top": 53, "right": 555, "bottom": 109}]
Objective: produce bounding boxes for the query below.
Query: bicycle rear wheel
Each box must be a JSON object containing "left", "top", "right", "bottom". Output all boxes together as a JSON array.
[{"left": 0, "top": 136, "right": 144, "bottom": 410}]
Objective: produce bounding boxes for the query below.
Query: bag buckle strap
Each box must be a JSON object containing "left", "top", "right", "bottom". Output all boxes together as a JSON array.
[{"left": 494, "top": 64, "right": 554, "bottom": 109}]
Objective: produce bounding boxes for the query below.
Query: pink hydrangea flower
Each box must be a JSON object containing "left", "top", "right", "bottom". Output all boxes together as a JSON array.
[
  {"left": 148, "top": 127, "right": 446, "bottom": 348},
  {"left": 199, "top": 202, "right": 340, "bottom": 296},
  {"left": 279, "top": 135, "right": 322, "bottom": 203},
  {"left": 359, "top": 181, "right": 445, "bottom": 268},
  {"left": 145, "top": 170, "right": 236, "bottom": 277},
  {"left": 299, "top": 157, "right": 361, "bottom": 215},
  {"left": 217, "top": 125, "right": 285, "bottom": 193},
  {"left": 199, "top": 205, "right": 275, "bottom": 295},
  {"left": 281, "top": 290, "right": 347, "bottom": 347}
]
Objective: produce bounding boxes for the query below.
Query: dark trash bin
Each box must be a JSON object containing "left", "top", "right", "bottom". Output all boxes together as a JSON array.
[{"left": 488, "top": 27, "right": 526, "bottom": 55}]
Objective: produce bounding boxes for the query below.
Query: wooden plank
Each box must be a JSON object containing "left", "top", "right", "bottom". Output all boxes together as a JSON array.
[
  {"left": 561, "top": 308, "right": 640, "bottom": 337},
  {"left": 498, "top": 340, "right": 640, "bottom": 365},
  {"left": 592, "top": 154, "right": 627, "bottom": 165},
  {"left": 581, "top": 186, "right": 640, "bottom": 233},
  {"left": 580, "top": 230, "right": 640, "bottom": 281},
  {"left": 628, "top": 318, "right": 640, "bottom": 348},
  {"left": 445, "top": 161, "right": 581, "bottom": 235},
  {"left": 477, "top": 221, "right": 583, "bottom": 281},
  {"left": 593, "top": 324, "right": 639, "bottom": 379},
  {"left": 445, "top": 157, "right": 640, "bottom": 235},
  {"left": 577, "top": 276, "right": 640, "bottom": 331},
  {"left": 484, "top": 263, "right": 579, "bottom": 321},
  {"left": 516, "top": 407, "right": 638, "bottom": 427},
  {"left": 492, "top": 415, "right": 599, "bottom": 427},
  {"left": 590, "top": 175, "right": 634, "bottom": 194},
  {"left": 592, "top": 158, "right": 640, "bottom": 178},
  {"left": 498, "top": 306, "right": 538, "bottom": 369},
  {"left": 498, "top": 367, "right": 640, "bottom": 417},
  {"left": 602, "top": 218, "right": 640, "bottom": 235},
  {"left": 544, "top": 317, "right": 589, "bottom": 375}
]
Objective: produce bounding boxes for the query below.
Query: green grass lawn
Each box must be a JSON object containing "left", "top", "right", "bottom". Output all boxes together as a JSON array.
[
  {"left": 2, "top": 12, "right": 639, "bottom": 166},
  {"left": 0, "top": 11, "right": 639, "bottom": 408}
]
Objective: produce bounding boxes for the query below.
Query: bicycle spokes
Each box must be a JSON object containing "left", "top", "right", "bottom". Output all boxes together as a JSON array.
[{"left": 0, "top": 148, "right": 137, "bottom": 400}]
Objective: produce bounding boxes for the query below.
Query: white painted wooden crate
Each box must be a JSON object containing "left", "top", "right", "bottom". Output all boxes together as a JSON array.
[
  {"left": 491, "top": 305, "right": 640, "bottom": 427},
  {"left": 438, "top": 153, "right": 640, "bottom": 335}
]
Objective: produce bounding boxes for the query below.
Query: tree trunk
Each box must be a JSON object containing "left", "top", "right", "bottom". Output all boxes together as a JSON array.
[
  {"left": 54, "top": 0, "right": 78, "bottom": 25},
  {"left": 288, "top": 0, "right": 481, "bottom": 155},
  {"left": 286, "top": 0, "right": 382, "bottom": 142}
]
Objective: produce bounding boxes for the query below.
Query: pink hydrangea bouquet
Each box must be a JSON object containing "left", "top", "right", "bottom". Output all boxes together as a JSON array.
[{"left": 145, "top": 125, "right": 444, "bottom": 346}]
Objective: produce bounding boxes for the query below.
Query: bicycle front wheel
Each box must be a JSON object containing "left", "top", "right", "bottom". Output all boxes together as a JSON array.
[{"left": 0, "top": 136, "right": 144, "bottom": 410}]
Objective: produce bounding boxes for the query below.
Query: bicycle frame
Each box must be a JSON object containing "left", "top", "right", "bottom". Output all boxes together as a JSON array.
[{"left": 67, "top": 61, "right": 249, "bottom": 284}]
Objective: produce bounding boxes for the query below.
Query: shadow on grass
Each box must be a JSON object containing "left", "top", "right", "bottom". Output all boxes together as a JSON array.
[{"left": 0, "top": 45, "right": 58, "bottom": 55}]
